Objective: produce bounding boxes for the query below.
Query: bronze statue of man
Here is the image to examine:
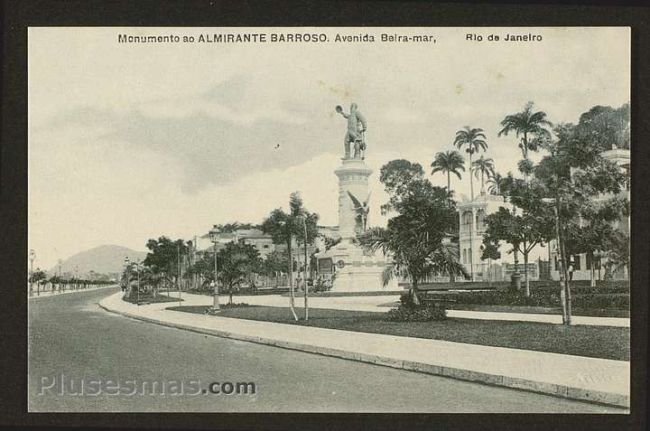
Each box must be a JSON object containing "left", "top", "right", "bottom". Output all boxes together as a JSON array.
[{"left": 336, "top": 103, "right": 367, "bottom": 159}]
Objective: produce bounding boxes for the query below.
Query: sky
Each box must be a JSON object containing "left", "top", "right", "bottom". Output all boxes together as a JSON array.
[{"left": 28, "top": 27, "right": 630, "bottom": 269}]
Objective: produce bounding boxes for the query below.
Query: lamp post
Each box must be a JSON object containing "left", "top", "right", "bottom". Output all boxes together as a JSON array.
[
  {"left": 542, "top": 197, "right": 571, "bottom": 325},
  {"left": 29, "top": 249, "right": 36, "bottom": 296},
  {"left": 124, "top": 256, "right": 130, "bottom": 296},
  {"left": 593, "top": 249, "right": 604, "bottom": 285},
  {"left": 28, "top": 250, "right": 35, "bottom": 294},
  {"left": 136, "top": 261, "right": 141, "bottom": 306},
  {"left": 208, "top": 225, "right": 220, "bottom": 314}
]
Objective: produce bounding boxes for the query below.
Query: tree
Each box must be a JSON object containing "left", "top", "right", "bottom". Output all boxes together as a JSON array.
[
  {"left": 379, "top": 159, "right": 425, "bottom": 214},
  {"left": 575, "top": 103, "right": 629, "bottom": 151},
  {"left": 430, "top": 150, "right": 465, "bottom": 197},
  {"left": 565, "top": 197, "right": 629, "bottom": 286},
  {"left": 453, "top": 127, "right": 487, "bottom": 282},
  {"left": 487, "top": 172, "right": 505, "bottom": 196},
  {"left": 143, "top": 236, "right": 190, "bottom": 291},
  {"left": 358, "top": 163, "right": 467, "bottom": 304},
  {"left": 217, "top": 242, "right": 262, "bottom": 304},
  {"left": 498, "top": 101, "right": 552, "bottom": 161},
  {"left": 29, "top": 269, "right": 47, "bottom": 285},
  {"left": 262, "top": 192, "right": 319, "bottom": 320},
  {"left": 471, "top": 155, "right": 495, "bottom": 195},
  {"left": 604, "top": 230, "right": 630, "bottom": 279},
  {"left": 531, "top": 112, "right": 627, "bottom": 320},
  {"left": 482, "top": 206, "right": 555, "bottom": 296},
  {"left": 453, "top": 126, "right": 487, "bottom": 201}
]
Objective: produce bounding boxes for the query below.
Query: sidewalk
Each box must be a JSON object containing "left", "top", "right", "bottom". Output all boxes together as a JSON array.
[
  {"left": 214, "top": 293, "right": 630, "bottom": 328},
  {"left": 28, "top": 284, "right": 118, "bottom": 299},
  {"left": 99, "top": 291, "right": 629, "bottom": 408}
]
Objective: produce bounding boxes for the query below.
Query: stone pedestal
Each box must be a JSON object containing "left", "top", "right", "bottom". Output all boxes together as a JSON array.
[
  {"left": 335, "top": 158, "right": 373, "bottom": 238},
  {"left": 318, "top": 158, "right": 398, "bottom": 292}
]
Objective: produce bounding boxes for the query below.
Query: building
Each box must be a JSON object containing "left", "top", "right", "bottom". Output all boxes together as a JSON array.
[
  {"left": 457, "top": 193, "right": 526, "bottom": 282},
  {"left": 197, "top": 225, "right": 341, "bottom": 273}
]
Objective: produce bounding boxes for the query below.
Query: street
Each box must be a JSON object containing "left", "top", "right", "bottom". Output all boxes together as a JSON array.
[{"left": 28, "top": 288, "right": 625, "bottom": 413}]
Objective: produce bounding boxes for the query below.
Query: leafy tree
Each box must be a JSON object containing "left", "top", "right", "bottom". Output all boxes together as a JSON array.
[
  {"left": 216, "top": 242, "right": 262, "bottom": 304},
  {"left": 471, "top": 155, "right": 495, "bottom": 195},
  {"left": 143, "top": 236, "right": 190, "bottom": 290},
  {"left": 430, "top": 150, "right": 465, "bottom": 197},
  {"left": 604, "top": 230, "right": 630, "bottom": 278},
  {"left": 531, "top": 113, "right": 627, "bottom": 303},
  {"left": 359, "top": 164, "right": 467, "bottom": 304},
  {"left": 185, "top": 252, "right": 219, "bottom": 290},
  {"left": 498, "top": 101, "right": 552, "bottom": 161},
  {"left": 213, "top": 222, "right": 260, "bottom": 234},
  {"left": 261, "top": 250, "right": 289, "bottom": 279},
  {"left": 575, "top": 103, "right": 629, "bottom": 151},
  {"left": 29, "top": 269, "right": 47, "bottom": 284},
  {"left": 379, "top": 159, "right": 425, "bottom": 214},
  {"left": 482, "top": 206, "right": 555, "bottom": 296},
  {"left": 454, "top": 126, "right": 487, "bottom": 201},
  {"left": 564, "top": 198, "right": 629, "bottom": 286}
]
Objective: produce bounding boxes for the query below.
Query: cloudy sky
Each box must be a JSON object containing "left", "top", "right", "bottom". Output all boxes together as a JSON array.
[{"left": 28, "top": 27, "right": 629, "bottom": 269}]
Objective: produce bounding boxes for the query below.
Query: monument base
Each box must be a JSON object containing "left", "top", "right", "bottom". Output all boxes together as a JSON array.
[{"left": 317, "top": 239, "right": 398, "bottom": 293}]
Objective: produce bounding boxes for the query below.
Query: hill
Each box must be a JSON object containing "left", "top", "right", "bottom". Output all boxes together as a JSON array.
[{"left": 51, "top": 245, "right": 148, "bottom": 276}]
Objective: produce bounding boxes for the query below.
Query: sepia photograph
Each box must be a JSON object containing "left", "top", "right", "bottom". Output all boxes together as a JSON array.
[{"left": 26, "top": 26, "right": 631, "bottom": 414}]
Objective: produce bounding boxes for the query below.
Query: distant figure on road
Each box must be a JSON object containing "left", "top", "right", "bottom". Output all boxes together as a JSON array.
[{"left": 296, "top": 276, "right": 303, "bottom": 292}]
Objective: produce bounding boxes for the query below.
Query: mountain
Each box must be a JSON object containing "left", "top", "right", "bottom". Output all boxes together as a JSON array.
[{"left": 50, "top": 245, "right": 148, "bottom": 276}]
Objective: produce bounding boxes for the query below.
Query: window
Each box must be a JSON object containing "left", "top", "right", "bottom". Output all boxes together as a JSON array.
[
  {"left": 586, "top": 253, "right": 592, "bottom": 270},
  {"left": 573, "top": 255, "right": 581, "bottom": 270},
  {"left": 462, "top": 249, "right": 467, "bottom": 264}
]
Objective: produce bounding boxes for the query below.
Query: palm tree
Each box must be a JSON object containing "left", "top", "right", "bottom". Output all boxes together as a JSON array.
[
  {"left": 487, "top": 172, "right": 504, "bottom": 195},
  {"left": 430, "top": 150, "right": 465, "bottom": 197},
  {"left": 454, "top": 127, "right": 487, "bottom": 201},
  {"left": 498, "top": 101, "right": 552, "bottom": 161},
  {"left": 471, "top": 156, "right": 495, "bottom": 195},
  {"left": 454, "top": 127, "right": 487, "bottom": 283},
  {"left": 261, "top": 192, "right": 319, "bottom": 321},
  {"left": 359, "top": 228, "right": 467, "bottom": 305}
]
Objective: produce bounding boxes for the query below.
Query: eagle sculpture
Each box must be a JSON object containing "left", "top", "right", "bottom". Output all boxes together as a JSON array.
[{"left": 347, "top": 191, "right": 371, "bottom": 232}]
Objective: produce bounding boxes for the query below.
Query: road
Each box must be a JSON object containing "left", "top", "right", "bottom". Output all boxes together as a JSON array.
[{"left": 28, "top": 288, "right": 625, "bottom": 413}]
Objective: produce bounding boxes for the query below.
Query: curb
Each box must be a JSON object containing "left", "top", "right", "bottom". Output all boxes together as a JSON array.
[{"left": 98, "top": 300, "right": 630, "bottom": 409}]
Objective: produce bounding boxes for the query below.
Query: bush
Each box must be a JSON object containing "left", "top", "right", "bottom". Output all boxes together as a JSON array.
[
  {"left": 425, "top": 289, "right": 628, "bottom": 310},
  {"left": 386, "top": 294, "right": 447, "bottom": 322},
  {"left": 313, "top": 276, "right": 333, "bottom": 293},
  {"left": 221, "top": 302, "right": 251, "bottom": 309}
]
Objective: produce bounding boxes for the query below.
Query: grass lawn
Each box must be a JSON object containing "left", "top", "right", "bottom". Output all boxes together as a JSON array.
[
  {"left": 123, "top": 292, "right": 183, "bottom": 304},
  {"left": 167, "top": 305, "right": 629, "bottom": 361},
  {"left": 446, "top": 304, "right": 629, "bottom": 318}
]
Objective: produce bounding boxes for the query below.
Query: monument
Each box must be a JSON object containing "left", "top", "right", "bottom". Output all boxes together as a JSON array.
[{"left": 316, "top": 103, "right": 398, "bottom": 292}]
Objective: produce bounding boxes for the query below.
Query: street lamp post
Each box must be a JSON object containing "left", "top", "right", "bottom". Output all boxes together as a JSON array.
[
  {"left": 29, "top": 249, "right": 36, "bottom": 296},
  {"left": 208, "top": 226, "right": 220, "bottom": 314},
  {"left": 124, "top": 256, "right": 130, "bottom": 297},
  {"left": 136, "top": 261, "right": 140, "bottom": 306}
]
